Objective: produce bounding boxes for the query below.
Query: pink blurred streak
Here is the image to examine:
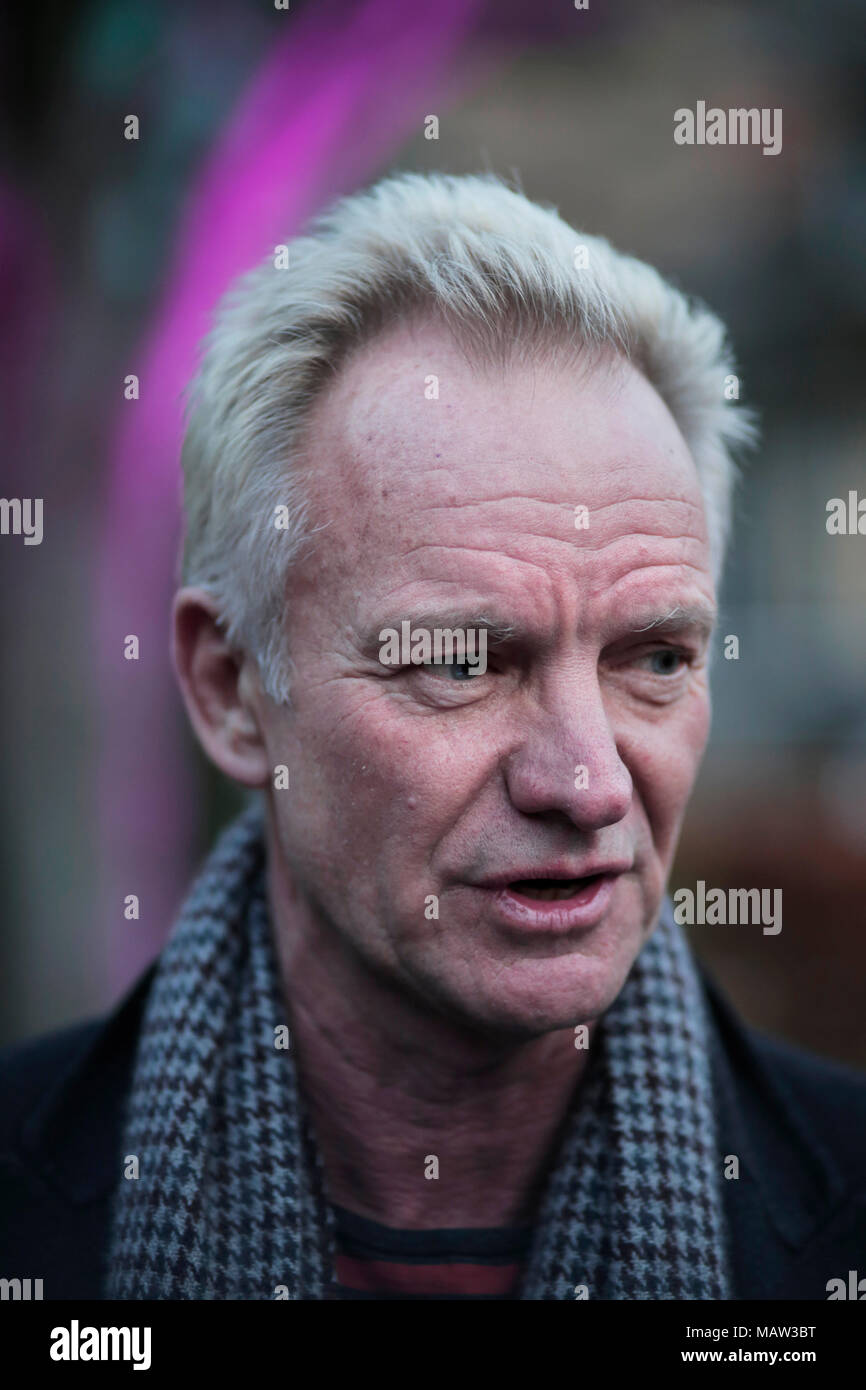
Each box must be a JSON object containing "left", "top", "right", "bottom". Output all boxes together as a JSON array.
[{"left": 98, "top": 0, "right": 500, "bottom": 996}]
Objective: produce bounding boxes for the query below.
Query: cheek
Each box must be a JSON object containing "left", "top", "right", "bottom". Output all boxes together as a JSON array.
[
  {"left": 622, "top": 689, "right": 711, "bottom": 858},
  {"left": 263, "top": 697, "right": 435, "bottom": 924},
  {"left": 273, "top": 690, "right": 462, "bottom": 856}
]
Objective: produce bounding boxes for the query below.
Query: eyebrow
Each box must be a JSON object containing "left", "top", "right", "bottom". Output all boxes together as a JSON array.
[
  {"left": 359, "top": 601, "right": 717, "bottom": 659},
  {"left": 626, "top": 604, "right": 717, "bottom": 641},
  {"left": 361, "top": 611, "right": 518, "bottom": 657}
]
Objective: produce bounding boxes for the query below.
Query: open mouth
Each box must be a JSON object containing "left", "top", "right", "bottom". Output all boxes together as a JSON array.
[
  {"left": 482, "top": 868, "right": 623, "bottom": 932},
  {"left": 507, "top": 873, "right": 605, "bottom": 902}
]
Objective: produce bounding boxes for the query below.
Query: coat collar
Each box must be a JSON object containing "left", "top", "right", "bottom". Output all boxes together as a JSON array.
[
  {"left": 701, "top": 967, "right": 848, "bottom": 1252},
  {"left": 18, "top": 964, "right": 156, "bottom": 1204}
]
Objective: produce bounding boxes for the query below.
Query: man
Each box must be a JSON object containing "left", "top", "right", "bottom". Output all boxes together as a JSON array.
[{"left": 2, "top": 172, "right": 865, "bottom": 1301}]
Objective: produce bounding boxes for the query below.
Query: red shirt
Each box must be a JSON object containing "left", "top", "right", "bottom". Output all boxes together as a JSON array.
[{"left": 332, "top": 1203, "right": 533, "bottom": 1300}]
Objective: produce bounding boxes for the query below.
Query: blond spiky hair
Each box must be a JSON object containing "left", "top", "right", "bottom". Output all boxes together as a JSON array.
[{"left": 180, "top": 171, "right": 757, "bottom": 702}]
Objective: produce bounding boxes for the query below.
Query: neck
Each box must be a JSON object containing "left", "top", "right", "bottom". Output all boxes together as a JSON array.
[{"left": 265, "top": 826, "right": 594, "bottom": 1230}]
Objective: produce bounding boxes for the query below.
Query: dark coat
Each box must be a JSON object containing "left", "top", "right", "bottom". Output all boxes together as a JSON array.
[{"left": 1, "top": 961, "right": 865, "bottom": 1300}]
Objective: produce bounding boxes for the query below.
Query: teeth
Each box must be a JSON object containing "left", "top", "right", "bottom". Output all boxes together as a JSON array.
[{"left": 511, "top": 878, "right": 591, "bottom": 901}]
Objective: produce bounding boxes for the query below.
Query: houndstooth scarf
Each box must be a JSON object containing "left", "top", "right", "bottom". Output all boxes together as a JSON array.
[{"left": 106, "top": 801, "right": 730, "bottom": 1300}]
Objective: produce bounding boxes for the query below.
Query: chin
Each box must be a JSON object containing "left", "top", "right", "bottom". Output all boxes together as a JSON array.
[{"left": 442, "top": 955, "right": 637, "bottom": 1041}]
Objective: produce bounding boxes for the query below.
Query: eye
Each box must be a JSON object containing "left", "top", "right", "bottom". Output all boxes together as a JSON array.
[
  {"left": 643, "top": 647, "right": 689, "bottom": 676},
  {"left": 426, "top": 660, "right": 482, "bottom": 681}
]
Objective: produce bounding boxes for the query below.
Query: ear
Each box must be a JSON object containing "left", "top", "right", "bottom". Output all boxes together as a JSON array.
[{"left": 171, "top": 587, "right": 270, "bottom": 788}]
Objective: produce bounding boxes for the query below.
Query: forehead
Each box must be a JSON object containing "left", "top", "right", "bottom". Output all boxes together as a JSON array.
[{"left": 293, "top": 319, "right": 712, "bottom": 629}]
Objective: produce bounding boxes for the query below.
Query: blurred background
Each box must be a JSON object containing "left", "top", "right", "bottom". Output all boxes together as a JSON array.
[{"left": 1, "top": 0, "right": 864, "bottom": 1063}]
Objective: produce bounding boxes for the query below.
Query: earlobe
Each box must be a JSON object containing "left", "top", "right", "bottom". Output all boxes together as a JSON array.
[{"left": 171, "top": 587, "right": 270, "bottom": 788}]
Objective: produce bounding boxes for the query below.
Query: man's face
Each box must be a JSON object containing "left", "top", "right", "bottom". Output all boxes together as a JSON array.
[{"left": 258, "top": 320, "right": 716, "bottom": 1036}]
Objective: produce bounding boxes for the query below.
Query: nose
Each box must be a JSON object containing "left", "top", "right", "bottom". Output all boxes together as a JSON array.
[{"left": 502, "top": 664, "right": 633, "bottom": 833}]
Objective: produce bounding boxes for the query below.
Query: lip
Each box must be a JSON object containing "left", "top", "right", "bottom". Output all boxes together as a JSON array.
[
  {"left": 477, "top": 859, "right": 632, "bottom": 890},
  {"left": 474, "top": 862, "right": 631, "bottom": 934}
]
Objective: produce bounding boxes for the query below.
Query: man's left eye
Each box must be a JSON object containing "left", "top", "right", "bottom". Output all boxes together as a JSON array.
[
  {"left": 643, "top": 648, "right": 688, "bottom": 676},
  {"left": 418, "top": 659, "right": 482, "bottom": 681},
  {"left": 440, "top": 661, "right": 480, "bottom": 681}
]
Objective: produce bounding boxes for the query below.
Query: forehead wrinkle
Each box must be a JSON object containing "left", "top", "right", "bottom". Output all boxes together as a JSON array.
[
  {"left": 595, "top": 555, "right": 713, "bottom": 585},
  {"left": 356, "top": 546, "right": 561, "bottom": 638},
  {"left": 578, "top": 489, "right": 705, "bottom": 511},
  {"left": 408, "top": 503, "right": 577, "bottom": 544},
  {"left": 415, "top": 492, "right": 577, "bottom": 511},
  {"left": 578, "top": 532, "right": 711, "bottom": 568},
  {"left": 393, "top": 540, "right": 580, "bottom": 596},
  {"left": 401, "top": 503, "right": 708, "bottom": 565},
  {"left": 588, "top": 551, "right": 715, "bottom": 611},
  {"left": 579, "top": 499, "right": 708, "bottom": 536},
  {"left": 406, "top": 492, "right": 707, "bottom": 546},
  {"left": 408, "top": 499, "right": 590, "bottom": 550}
]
